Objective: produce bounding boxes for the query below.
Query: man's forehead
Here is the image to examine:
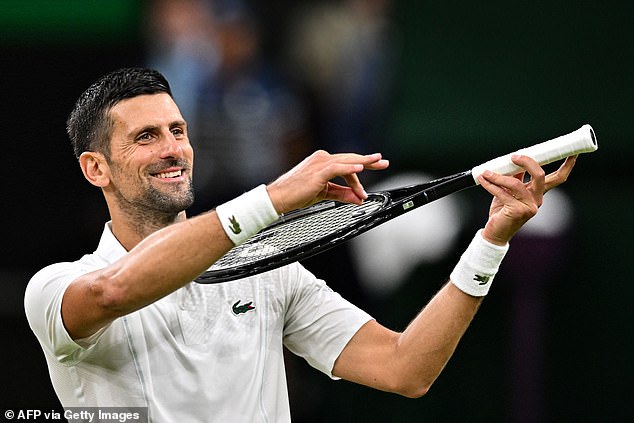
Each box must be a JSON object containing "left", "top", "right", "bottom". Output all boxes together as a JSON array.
[
  {"left": 109, "top": 93, "right": 184, "bottom": 129},
  {"left": 110, "top": 92, "right": 177, "bottom": 114}
]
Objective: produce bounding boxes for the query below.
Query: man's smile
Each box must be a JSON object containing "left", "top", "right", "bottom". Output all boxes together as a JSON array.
[
  {"left": 148, "top": 163, "right": 190, "bottom": 182},
  {"left": 153, "top": 169, "right": 184, "bottom": 179}
]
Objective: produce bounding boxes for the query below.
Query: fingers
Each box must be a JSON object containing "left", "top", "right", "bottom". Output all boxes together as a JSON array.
[
  {"left": 267, "top": 150, "right": 389, "bottom": 213},
  {"left": 323, "top": 182, "right": 365, "bottom": 205},
  {"left": 341, "top": 173, "right": 367, "bottom": 203},
  {"left": 316, "top": 152, "right": 389, "bottom": 203},
  {"left": 511, "top": 154, "right": 546, "bottom": 195},
  {"left": 508, "top": 154, "right": 578, "bottom": 194},
  {"left": 544, "top": 155, "right": 577, "bottom": 192},
  {"left": 478, "top": 154, "right": 577, "bottom": 244},
  {"left": 326, "top": 152, "right": 389, "bottom": 175},
  {"left": 361, "top": 154, "right": 390, "bottom": 171},
  {"left": 478, "top": 168, "right": 540, "bottom": 244},
  {"left": 312, "top": 151, "right": 388, "bottom": 175},
  {"left": 479, "top": 170, "right": 533, "bottom": 207}
]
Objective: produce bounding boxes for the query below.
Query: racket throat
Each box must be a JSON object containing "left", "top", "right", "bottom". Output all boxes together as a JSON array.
[{"left": 421, "top": 171, "right": 474, "bottom": 204}]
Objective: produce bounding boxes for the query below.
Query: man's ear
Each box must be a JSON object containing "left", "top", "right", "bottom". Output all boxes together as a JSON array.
[{"left": 79, "top": 151, "right": 110, "bottom": 187}]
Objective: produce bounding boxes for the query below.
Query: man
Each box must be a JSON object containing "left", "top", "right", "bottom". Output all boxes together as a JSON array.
[{"left": 25, "top": 68, "right": 577, "bottom": 422}]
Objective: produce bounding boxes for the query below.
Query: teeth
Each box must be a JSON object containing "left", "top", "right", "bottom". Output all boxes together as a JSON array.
[{"left": 156, "top": 170, "right": 182, "bottom": 179}]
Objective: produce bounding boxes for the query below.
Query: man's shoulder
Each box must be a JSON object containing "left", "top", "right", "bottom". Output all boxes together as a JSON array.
[
  {"left": 30, "top": 252, "right": 104, "bottom": 283},
  {"left": 25, "top": 253, "right": 105, "bottom": 309}
]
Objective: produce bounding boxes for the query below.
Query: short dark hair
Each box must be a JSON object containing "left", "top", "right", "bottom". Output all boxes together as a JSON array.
[{"left": 66, "top": 67, "right": 172, "bottom": 159}]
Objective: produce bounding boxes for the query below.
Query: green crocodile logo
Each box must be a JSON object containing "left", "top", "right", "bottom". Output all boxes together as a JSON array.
[
  {"left": 473, "top": 274, "right": 491, "bottom": 286},
  {"left": 232, "top": 300, "right": 255, "bottom": 315},
  {"left": 228, "top": 215, "right": 242, "bottom": 234}
]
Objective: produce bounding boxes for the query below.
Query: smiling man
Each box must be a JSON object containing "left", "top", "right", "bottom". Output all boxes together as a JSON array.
[
  {"left": 24, "top": 67, "right": 577, "bottom": 422},
  {"left": 81, "top": 91, "right": 195, "bottom": 246}
]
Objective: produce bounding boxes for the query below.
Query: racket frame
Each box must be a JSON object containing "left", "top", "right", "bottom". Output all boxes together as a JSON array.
[
  {"left": 195, "top": 171, "right": 474, "bottom": 283},
  {"left": 195, "top": 124, "right": 598, "bottom": 284}
]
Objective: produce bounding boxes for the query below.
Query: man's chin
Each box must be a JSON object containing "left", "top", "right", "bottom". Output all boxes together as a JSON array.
[{"left": 146, "top": 189, "right": 194, "bottom": 215}]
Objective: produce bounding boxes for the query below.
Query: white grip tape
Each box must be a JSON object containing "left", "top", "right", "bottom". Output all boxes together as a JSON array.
[
  {"left": 471, "top": 124, "right": 597, "bottom": 183},
  {"left": 216, "top": 185, "right": 279, "bottom": 246},
  {"left": 450, "top": 230, "right": 510, "bottom": 297}
]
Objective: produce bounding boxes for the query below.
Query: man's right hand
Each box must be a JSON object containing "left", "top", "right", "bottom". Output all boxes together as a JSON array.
[{"left": 266, "top": 150, "right": 390, "bottom": 214}]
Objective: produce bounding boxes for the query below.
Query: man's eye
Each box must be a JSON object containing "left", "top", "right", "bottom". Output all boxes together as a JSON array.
[
  {"left": 137, "top": 133, "right": 152, "bottom": 142},
  {"left": 171, "top": 128, "right": 184, "bottom": 136}
]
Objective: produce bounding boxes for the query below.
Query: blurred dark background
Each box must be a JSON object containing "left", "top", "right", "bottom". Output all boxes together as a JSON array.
[{"left": 2, "top": 0, "right": 632, "bottom": 421}]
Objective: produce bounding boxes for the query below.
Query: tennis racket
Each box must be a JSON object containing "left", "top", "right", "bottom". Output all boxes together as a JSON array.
[{"left": 195, "top": 124, "right": 597, "bottom": 284}]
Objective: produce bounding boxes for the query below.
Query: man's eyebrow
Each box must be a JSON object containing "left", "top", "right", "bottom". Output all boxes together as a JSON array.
[{"left": 170, "top": 120, "right": 187, "bottom": 127}]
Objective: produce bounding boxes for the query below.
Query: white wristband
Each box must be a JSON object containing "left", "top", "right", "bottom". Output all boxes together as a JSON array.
[
  {"left": 450, "top": 229, "right": 509, "bottom": 297},
  {"left": 215, "top": 185, "right": 280, "bottom": 246}
]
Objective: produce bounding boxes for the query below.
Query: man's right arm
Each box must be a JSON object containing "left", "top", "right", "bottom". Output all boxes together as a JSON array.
[
  {"left": 61, "top": 151, "right": 389, "bottom": 340},
  {"left": 61, "top": 211, "right": 233, "bottom": 340}
]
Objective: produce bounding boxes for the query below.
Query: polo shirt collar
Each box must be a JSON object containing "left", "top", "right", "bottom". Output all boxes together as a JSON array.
[{"left": 94, "top": 222, "right": 128, "bottom": 264}]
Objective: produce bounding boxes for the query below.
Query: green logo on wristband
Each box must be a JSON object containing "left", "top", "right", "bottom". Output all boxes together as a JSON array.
[
  {"left": 474, "top": 274, "right": 490, "bottom": 285},
  {"left": 228, "top": 215, "right": 242, "bottom": 235}
]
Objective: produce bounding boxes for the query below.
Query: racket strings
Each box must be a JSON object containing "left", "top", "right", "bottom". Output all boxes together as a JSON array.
[{"left": 209, "top": 197, "right": 385, "bottom": 271}]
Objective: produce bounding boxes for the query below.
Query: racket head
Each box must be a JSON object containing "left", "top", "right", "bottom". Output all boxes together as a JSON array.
[
  {"left": 195, "top": 192, "right": 391, "bottom": 283},
  {"left": 195, "top": 172, "right": 473, "bottom": 284}
]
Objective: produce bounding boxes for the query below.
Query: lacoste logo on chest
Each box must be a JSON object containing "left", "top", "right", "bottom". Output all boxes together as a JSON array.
[{"left": 232, "top": 300, "right": 255, "bottom": 315}]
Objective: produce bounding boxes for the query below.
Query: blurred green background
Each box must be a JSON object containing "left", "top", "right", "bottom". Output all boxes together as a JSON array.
[{"left": 1, "top": 0, "right": 632, "bottom": 421}]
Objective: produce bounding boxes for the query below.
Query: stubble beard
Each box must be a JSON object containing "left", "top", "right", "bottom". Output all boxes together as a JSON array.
[
  {"left": 111, "top": 166, "right": 195, "bottom": 231},
  {"left": 142, "top": 179, "right": 195, "bottom": 215}
]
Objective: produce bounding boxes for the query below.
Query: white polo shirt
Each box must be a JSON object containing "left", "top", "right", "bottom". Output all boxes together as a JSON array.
[{"left": 24, "top": 223, "right": 372, "bottom": 422}]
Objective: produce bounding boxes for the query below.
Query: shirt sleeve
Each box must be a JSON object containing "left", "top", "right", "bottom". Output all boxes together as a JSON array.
[
  {"left": 282, "top": 263, "right": 373, "bottom": 379},
  {"left": 24, "top": 262, "right": 100, "bottom": 365}
]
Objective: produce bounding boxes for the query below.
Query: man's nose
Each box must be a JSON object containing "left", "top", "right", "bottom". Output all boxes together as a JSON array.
[{"left": 159, "top": 133, "right": 184, "bottom": 158}]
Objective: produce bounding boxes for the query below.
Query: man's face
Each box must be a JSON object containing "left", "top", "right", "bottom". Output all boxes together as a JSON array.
[{"left": 105, "top": 93, "right": 194, "bottom": 216}]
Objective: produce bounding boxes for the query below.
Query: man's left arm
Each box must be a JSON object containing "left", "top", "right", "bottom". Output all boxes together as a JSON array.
[{"left": 331, "top": 155, "right": 577, "bottom": 397}]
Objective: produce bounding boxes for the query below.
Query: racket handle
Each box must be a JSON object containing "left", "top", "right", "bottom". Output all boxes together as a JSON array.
[{"left": 471, "top": 124, "right": 598, "bottom": 184}]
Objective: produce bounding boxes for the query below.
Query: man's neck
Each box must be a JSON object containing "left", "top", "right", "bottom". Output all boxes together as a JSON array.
[{"left": 109, "top": 208, "right": 187, "bottom": 251}]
